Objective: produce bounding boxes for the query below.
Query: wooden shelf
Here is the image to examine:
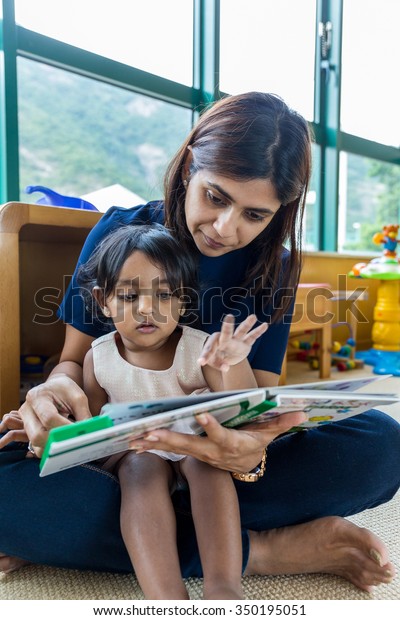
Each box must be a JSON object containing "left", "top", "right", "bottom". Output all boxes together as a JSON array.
[{"left": 0, "top": 202, "right": 101, "bottom": 415}]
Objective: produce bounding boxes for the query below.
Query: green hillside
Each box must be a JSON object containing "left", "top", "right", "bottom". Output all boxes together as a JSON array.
[{"left": 18, "top": 58, "right": 192, "bottom": 203}]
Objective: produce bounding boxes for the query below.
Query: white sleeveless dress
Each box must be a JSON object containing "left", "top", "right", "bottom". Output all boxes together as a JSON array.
[{"left": 91, "top": 326, "right": 210, "bottom": 461}]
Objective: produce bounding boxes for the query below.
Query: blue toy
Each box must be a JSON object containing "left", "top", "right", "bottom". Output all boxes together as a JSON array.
[{"left": 25, "top": 185, "right": 98, "bottom": 211}]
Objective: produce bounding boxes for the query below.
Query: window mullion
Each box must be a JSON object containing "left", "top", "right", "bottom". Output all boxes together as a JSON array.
[
  {"left": 317, "top": 0, "right": 343, "bottom": 252},
  {"left": 1, "top": 0, "right": 19, "bottom": 202},
  {"left": 17, "top": 26, "right": 194, "bottom": 109},
  {"left": 193, "top": 0, "right": 220, "bottom": 119}
]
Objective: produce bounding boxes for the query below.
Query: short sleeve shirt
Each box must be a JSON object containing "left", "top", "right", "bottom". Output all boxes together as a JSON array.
[{"left": 58, "top": 201, "right": 294, "bottom": 375}]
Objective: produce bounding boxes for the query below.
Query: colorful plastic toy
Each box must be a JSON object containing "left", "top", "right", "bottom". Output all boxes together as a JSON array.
[
  {"left": 349, "top": 224, "right": 400, "bottom": 375},
  {"left": 25, "top": 185, "right": 98, "bottom": 211},
  {"left": 372, "top": 224, "right": 399, "bottom": 258},
  {"left": 289, "top": 333, "right": 362, "bottom": 373}
]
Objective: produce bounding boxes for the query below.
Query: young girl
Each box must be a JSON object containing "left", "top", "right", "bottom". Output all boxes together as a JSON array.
[{"left": 78, "top": 223, "right": 268, "bottom": 600}]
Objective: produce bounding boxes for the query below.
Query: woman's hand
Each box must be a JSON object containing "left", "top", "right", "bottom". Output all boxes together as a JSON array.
[
  {"left": 16, "top": 373, "right": 92, "bottom": 457},
  {"left": 0, "top": 411, "right": 28, "bottom": 448},
  {"left": 198, "top": 314, "right": 268, "bottom": 372},
  {"left": 129, "top": 410, "right": 306, "bottom": 472}
]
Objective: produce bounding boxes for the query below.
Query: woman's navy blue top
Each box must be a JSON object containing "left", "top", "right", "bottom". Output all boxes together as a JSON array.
[{"left": 58, "top": 201, "right": 294, "bottom": 375}]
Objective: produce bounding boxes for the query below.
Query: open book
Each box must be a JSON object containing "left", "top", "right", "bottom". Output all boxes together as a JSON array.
[{"left": 39, "top": 376, "right": 399, "bottom": 476}]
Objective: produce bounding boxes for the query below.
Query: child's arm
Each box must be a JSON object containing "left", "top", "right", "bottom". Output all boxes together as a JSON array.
[
  {"left": 199, "top": 314, "right": 268, "bottom": 392},
  {"left": 83, "top": 349, "right": 109, "bottom": 416}
]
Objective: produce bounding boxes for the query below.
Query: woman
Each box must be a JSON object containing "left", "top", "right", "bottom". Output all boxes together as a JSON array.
[{"left": 0, "top": 92, "right": 399, "bottom": 592}]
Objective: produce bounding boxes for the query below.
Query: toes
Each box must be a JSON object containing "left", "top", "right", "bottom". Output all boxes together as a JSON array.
[
  {"left": 369, "top": 547, "right": 385, "bottom": 566},
  {"left": 382, "top": 562, "right": 396, "bottom": 582},
  {"left": 0, "top": 556, "right": 16, "bottom": 573},
  {"left": 0, "top": 554, "right": 29, "bottom": 574},
  {"left": 355, "top": 559, "right": 396, "bottom": 590},
  {"left": 368, "top": 543, "right": 391, "bottom": 569}
]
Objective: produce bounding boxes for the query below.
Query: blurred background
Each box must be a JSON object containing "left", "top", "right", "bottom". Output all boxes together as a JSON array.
[{"left": 1, "top": 0, "right": 399, "bottom": 254}]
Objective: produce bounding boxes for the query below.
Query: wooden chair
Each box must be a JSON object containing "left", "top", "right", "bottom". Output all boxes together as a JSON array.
[{"left": 280, "top": 283, "right": 333, "bottom": 384}]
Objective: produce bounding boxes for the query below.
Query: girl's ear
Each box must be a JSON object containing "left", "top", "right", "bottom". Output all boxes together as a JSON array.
[
  {"left": 93, "top": 286, "right": 110, "bottom": 317},
  {"left": 181, "top": 146, "right": 193, "bottom": 185}
]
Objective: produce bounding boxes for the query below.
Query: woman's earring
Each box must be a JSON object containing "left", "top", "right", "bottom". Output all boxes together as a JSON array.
[
  {"left": 183, "top": 179, "right": 188, "bottom": 189},
  {"left": 103, "top": 307, "right": 111, "bottom": 317}
]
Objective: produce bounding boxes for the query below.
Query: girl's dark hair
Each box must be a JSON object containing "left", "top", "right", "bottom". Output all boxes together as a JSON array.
[
  {"left": 77, "top": 224, "right": 199, "bottom": 324},
  {"left": 163, "top": 92, "right": 312, "bottom": 320}
]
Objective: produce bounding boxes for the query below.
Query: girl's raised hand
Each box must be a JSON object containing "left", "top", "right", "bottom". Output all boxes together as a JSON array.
[{"left": 198, "top": 314, "right": 268, "bottom": 372}]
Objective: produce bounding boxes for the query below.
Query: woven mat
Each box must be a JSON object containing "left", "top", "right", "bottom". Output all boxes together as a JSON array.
[{"left": 1, "top": 491, "right": 399, "bottom": 600}]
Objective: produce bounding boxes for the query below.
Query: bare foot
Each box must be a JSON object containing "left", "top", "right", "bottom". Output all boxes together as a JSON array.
[
  {"left": 245, "top": 517, "right": 395, "bottom": 592},
  {"left": 0, "top": 553, "right": 31, "bottom": 574}
]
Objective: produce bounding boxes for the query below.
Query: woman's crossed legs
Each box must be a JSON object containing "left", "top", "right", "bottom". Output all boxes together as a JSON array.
[{"left": 1, "top": 410, "right": 399, "bottom": 592}]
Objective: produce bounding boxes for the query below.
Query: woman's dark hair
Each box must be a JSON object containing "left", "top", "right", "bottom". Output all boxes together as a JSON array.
[
  {"left": 163, "top": 92, "right": 312, "bottom": 320},
  {"left": 77, "top": 224, "right": 199, "bottom": 324}
]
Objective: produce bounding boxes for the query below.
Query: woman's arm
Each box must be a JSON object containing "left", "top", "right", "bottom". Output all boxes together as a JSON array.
[
  {"left": 17, "top": 325, "right": 95, "bottom": 456},
  {"left": 143, "top": 339, "right": 302, "bottom": 472},
  {"left": 55, "top": 324, "right": 96, "bottom": 386},
  {"left": 130, "top": 410, "right": 306, "bottom": 473},
  {"left": 82, "top": 349, "right": 109, "bottom": 416},
  {"left": 139, "top": 314, "right": 298, "bottom": 473}
]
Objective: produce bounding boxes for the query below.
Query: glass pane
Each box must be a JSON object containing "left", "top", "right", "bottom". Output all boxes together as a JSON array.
[
  {"left": 219, "top": 0, "right": 316, "bottom": 121},
  {"left": 304, "top": 144, "right": 320, "bottom": 251},
  {"left": 338, "top": 152, "right": 400, "bottom": 253},
  {"left": 341, "top": 0, "right": 400, "bottom": 146},
  {"left": 18, "top": 59, "right": 192, "bottom": 206},
  {"left": 15, "top": 0, "right": 193, "bottom": 86}
]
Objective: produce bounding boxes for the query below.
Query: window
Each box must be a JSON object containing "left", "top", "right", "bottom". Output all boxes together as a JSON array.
[
  {"left": 338, "top": 152, "right": 400, "bottom": 253},
  {"left": 15, "top": 0, "right": 194, "bottom": 86},
  {"left": 219, "top": 0, "right": 317, "bottom": 121},
  {"left": 18, "top": 59, "right": 192, "bottom": 202},
  {"left": 341, "top": 0, "right": 400, "bottom": 147},
  {"left": 2, "top": 1, "right": 399, "bottom": 252}
]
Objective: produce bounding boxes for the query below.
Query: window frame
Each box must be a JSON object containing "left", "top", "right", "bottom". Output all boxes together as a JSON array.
[{"left": 1, "top": 0, "right": 399, "bottom": 252}]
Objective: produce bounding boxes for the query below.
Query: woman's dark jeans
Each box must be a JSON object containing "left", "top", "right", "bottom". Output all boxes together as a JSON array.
[{"left": 1, "top": 409, "right": 399, "bottom": 577}]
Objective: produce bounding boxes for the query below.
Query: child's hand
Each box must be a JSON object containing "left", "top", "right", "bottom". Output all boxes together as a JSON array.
[{"left": 198, "top": 314, "right": 268, "bottom": 372}]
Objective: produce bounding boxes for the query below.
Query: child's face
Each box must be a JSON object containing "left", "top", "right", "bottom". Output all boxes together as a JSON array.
[{"left": 103, "top": 250, "right": 184, "bottom": 352}]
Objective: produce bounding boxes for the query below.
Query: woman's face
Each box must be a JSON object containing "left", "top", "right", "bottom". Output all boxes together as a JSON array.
[{"left": 184, "top": 170, "right": 281, "bottom": 256}]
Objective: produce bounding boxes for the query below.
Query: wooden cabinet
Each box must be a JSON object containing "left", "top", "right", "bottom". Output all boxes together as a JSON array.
[{"left": 0, "top": 202, "right": 101, "bottom": 415}]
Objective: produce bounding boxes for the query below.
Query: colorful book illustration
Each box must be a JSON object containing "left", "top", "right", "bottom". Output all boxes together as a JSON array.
[{"left": 39, "top": 376, "right": 399, "bottom": 477}]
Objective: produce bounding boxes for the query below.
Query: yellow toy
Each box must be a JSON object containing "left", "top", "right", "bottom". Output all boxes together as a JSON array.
[{"left": 349, "top": 224, "right": 400, "bottom": 375}]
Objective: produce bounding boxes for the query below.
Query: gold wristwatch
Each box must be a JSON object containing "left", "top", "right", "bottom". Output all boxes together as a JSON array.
[{"left": 231, "top": 447, "right": 267, "bottom": 482}]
